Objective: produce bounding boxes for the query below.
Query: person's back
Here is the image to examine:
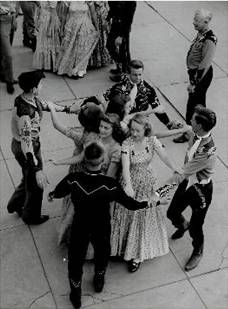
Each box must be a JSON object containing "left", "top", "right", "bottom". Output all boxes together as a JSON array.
[
  {"left": 48, "top": 142, "right": 150, "bottom": 309},
  {"left": 53, "top": 171, "right": 118, "bottom": 229}
]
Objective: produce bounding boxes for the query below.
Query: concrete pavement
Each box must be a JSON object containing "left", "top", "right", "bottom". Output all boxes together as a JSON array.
[{"left": 0, "top": 2, "right": 228, "bottom": 309}]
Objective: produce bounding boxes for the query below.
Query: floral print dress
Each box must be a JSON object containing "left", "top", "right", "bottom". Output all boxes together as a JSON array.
[
  {"left": 88, "top": 1, "right": 111, "bottom": 68},
  {"left": 56, "top": 1, "right": 99, "bottom": 77},
  {"left": 33, "top": 1, "right": 60, "bottom": 71},
  {"left": 110, "top": 136, "right": 169, "bottom": 262}
]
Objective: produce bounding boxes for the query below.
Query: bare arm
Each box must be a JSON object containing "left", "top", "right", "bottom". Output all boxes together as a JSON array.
[
  {"left": 155, "top": 125, "right": 192, "bottom": 138},
  {"left": 48, "top": 103, "right": 68, "bottom": 135},
  {"left": 155, "top": 139, "right": 179, "bottom": 173},
  {"left": 106, "top": 161, "right": 119, "bottom": 178},
  {"left": 131, "top": 104, "right": 164, "bottom": 118},
  {"left": 53, "top": 152, "right": 84, "bottom": 166}
]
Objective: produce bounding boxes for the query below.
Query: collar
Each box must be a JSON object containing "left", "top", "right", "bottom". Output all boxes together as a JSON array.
[
  {"left": 84, "top": 168, "right": 103, "bottom": 176},
  {"left": 196, "top": 131, "right": 211, "bottom": 140},
  {"left": 21, "top": 93, "right": 37, "bottom": 108},
  {"left": 127, "top": 76, "right": 143, "bottom": 88}
]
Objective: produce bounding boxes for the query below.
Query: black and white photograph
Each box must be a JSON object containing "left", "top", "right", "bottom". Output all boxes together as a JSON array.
[{"left": 0, "top": 1, "right": 227, "bottom": 308}]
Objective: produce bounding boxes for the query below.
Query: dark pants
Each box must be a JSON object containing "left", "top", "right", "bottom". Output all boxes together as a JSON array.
[
  {"left": 0, "top": 14, "right": 14, "bottom": 83},
  {"left": 107, "top": 29, "right": 131, "bottom": 73},
  {"left": 19, "top": 1, "right": 37, "bottom": 43},
  {"left": 68, "top": 221, "right": 111, "bottom": 286},
  {"left": 155, "top": 112, "right": 170, "bottom": 127},
  {"left": 7, "top": 139, "right": 43, "bottom": 221},
  {"left": 167, "top": 179, "right": 213, "bottom": 251},
  {"left": 186, "top": 66, "right": 213, "bottom": 124}
]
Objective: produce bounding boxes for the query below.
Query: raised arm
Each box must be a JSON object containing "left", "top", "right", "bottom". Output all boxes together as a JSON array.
[
  {"left": 52, "top": 152, "right": 84, "bottom": 166},
  {"left": 155, "top": 125, "right": 192, "bottom": 138},
  {"left": 48, "top": 102, "right": 68, "bottom": 135},
  {"left": 154, "top": 137, "right": 180, "bottom": 173}
]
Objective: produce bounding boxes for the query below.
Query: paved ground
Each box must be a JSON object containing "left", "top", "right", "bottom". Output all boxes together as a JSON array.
[{"left": 0, "top": 2, "right": 228, "bottom": 309}]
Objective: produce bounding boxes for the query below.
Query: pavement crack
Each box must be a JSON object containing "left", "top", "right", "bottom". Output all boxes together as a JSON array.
[
  {"left": 26, "top": 291, "right": 50, "bottom": 309},
  {"left": 218, "top": 240, "right": 228, "bottom": 269}
]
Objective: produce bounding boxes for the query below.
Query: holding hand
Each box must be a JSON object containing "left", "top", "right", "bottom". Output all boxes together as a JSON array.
[
  {"left": 124, "top": 183, "right": 135, "bottom": 198},
  {"left": 115, "top": 36, "right": 123, "bottom": 47},
  {"left": 187, "top": 84, "right": 195, "bottom": 93},
  {"left": 48, "top": 158, "right": 60, "bottom": 166},
  {"left": 47, "top": 191, "right": 55, "bottom": 202},
  {"left": 47, "top": 101, "right": 55, "bottom": 111},
  {"left": 36, "top": 170, "right": 49, "bottom": 189}
]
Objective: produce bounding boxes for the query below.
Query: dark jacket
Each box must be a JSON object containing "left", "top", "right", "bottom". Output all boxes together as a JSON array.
[{"left": 50, "top": 170, "right": 148, "bottom": 230}]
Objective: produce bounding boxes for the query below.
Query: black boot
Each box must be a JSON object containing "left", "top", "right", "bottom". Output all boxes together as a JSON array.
[
  {"left": 23, "top": 215, "right": 49, "bottom": 225},
  {"left": 93, "top": 270, "right": 105, "bottom": 293},
  {"left": 171, "top": 221, "right": 190, "bottom": 240},
  {"left": 7, "top": 203, "right": 23, "bottom": 217},
  {"left": 69, "top": 280, "right": 81, "bottom": 309},
  {"left": 185, "top": 246, "right": 203, "bottom": 271}
]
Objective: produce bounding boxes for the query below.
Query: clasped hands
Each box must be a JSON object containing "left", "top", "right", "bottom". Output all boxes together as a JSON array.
[
  {"left": 124, "top": 183, "right": 171, "bottom": 207},
  {"left": 187, "top": 84, "right": 195, "bottom": 93},
  {"left": 36, "top": 170, "right": 49, "bottom": 189}
]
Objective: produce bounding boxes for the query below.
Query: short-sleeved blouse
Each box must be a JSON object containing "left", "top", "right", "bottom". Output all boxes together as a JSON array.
[{"left": 64, "top": 127, "right": 121, "bottom": 174}]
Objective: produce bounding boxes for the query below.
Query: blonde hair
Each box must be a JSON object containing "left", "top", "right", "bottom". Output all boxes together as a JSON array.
[
  {"left": 195, "top": 9, "right": 213, "bottom": 23},
  {"left": 129, "top": 114, "right": 153, "bottom": 137}
]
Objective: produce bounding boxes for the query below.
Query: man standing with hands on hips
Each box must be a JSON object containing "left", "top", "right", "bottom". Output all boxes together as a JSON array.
[{"left": 174, "top": 9, "right": 217, "bottom": 143}]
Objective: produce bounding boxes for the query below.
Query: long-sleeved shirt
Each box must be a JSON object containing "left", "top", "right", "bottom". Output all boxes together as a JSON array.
[
  {"left": 186, "top": 29, "right": 217, "bottom": 84},
  {"left": 50, "top": 170, "right": 148, "bottom": 229},
  {"left": 174, "top": 131, "right": 216, "bottom": 185}
]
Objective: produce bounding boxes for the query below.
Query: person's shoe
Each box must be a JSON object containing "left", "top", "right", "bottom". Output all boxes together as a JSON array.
[
  {"left": 6, "top": 82, "right": 15, "bottom": 94},
  {"left": 128, "top": 260, "right": 141, "bottom": 273},
  {"left": 69, "top": 291, "right": 81, "bottom": 309},
  {"left": 171, "top": 222, "right": 189, "bottom": 240},
  {"left": 173, "top": 133, "right": 189, "bottom": 143},
  {"left": 93, "top": 271, "right": 105, "bottom": 293},
  {"left": 185, "top": 249, "right": 203, "bottom": 271},
  {"left": 7, "top": 204, "right": 23, "bottom": 216},
  {"left": 23, "top": 215, "right": 49, "bottom": 225},
  {"left": 109, "top": 74, "right": 122, "bottom": 82}
]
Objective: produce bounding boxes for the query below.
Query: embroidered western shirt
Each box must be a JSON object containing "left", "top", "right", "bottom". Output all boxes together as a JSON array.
[
  {"left": 11, "top": 94, "right": 49, "bottom": 168},
  {"left": 104, "top": 74, "right": 160, "bottom": 113}
]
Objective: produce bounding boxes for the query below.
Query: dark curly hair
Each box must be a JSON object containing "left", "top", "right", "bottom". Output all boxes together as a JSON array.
[
  {"left": 194, "top": 105, "right": 217, "bottom": 132},
  {"left": 106, "top": 92, "right": 131, "bottom": 120},
  {"left": 100, "top": 113, "right": 126, "bottom": 144},
  {"left": 78, "top": 102, "right": 104, "bottom": 133}
]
